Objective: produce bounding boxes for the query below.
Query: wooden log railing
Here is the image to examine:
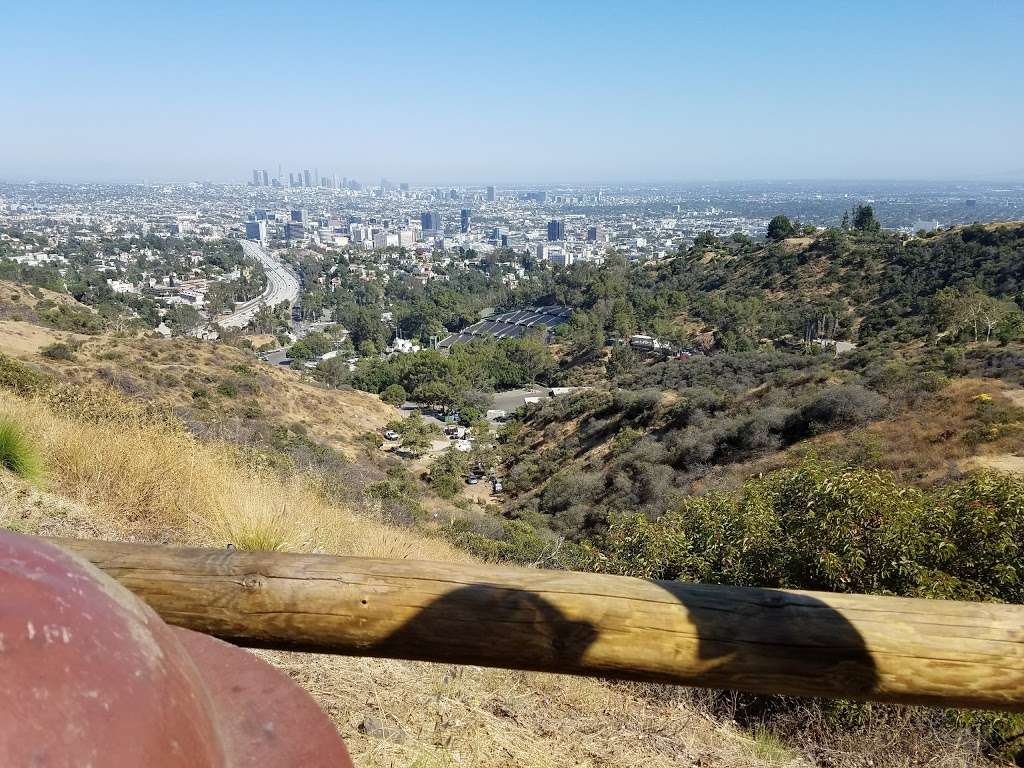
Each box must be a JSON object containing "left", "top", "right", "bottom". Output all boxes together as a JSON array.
[{"left": 53, "top": 538, "right": 1024, "bottom": 712}]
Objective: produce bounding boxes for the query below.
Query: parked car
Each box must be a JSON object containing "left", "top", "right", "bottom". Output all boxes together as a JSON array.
[
  {"left": 383, "top": 430, "right": 400, "bottom": 441},
  {"left": 466, "top": 476, "right": 479, "bottom": 485},
  {"left": 492, "top": 481, "right": 503, "bottom": 493}
]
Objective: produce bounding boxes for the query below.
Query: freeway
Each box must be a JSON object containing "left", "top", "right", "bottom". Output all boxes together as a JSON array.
[{"left": 218, "top": 239, "right": 300, "bottom": 329}]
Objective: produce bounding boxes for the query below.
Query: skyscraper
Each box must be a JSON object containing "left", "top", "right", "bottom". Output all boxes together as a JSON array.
[
  {"left": 244, "top": 220, "right": 267, "bottom": 243},
  {"left": 486, "top": 186, "right": 495, "bottom": 202},
  {"left": 460, "top": 209, "right": 471, "bottom": 234},
  {"left": 261, "top": 169, "right": 269, "bottom": 186},
  {"left": 547, "top": 219, "right": 565, "bottom": 241},
  {"left": 252, "top": 169, "right": 261, "bottom": 186},
  {"left": 303, "top": 170, "right": 312, "bottom": 187},
  {"left": 420, "top": 211, "right": 441, "bottom": 232},
  {"left": 289, "top": 172, "right": 296, "bottom": 188}
]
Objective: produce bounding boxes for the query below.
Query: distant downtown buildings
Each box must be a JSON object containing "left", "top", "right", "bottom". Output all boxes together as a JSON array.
[{"left": 247, "top": 171, "right": 506, "bottom": 202}]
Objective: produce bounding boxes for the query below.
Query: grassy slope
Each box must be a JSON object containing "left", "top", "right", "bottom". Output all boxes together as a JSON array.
[{"left": 31, "top": 334, "right": 395, "bottom": 459}]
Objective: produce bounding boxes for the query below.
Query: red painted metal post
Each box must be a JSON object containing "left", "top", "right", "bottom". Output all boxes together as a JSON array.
[{"left": 0, "top": 531, "right": 352, "bottom": 767}]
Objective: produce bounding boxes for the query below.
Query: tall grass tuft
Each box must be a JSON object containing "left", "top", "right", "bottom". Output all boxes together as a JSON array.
[{"left": 0, "top": 417, "right": 43, "bottom": 481}]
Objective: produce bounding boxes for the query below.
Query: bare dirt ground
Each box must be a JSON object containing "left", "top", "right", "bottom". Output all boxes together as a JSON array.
[{"left": 0, "top": 320, "right": 67, "bottom": 356}]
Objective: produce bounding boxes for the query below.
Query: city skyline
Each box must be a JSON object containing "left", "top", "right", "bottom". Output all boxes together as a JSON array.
[{"left": 2, "top": 1, "right": 1022, "bottom": 184}]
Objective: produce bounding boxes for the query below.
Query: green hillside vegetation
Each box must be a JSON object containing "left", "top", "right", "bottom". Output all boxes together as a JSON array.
[{"left": 3, "top": 220, "right": 1024, "bottom": 764}]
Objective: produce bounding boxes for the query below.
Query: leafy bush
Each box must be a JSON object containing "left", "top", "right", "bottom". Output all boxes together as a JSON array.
[
  {"left": 785, "top": 384, "right": 884, "bottom": 439},
  {"left": 41, "top": 342, "right": 76, "bottom": 361},
  {"left": 585, "top": 456, "right": 1024, "bottom": 603},
  {"left": 0, "top": 353, "right": 49, "bottom": 395},
  {"left": 0, "top": 417, "right": 42, "bottom": 481}
]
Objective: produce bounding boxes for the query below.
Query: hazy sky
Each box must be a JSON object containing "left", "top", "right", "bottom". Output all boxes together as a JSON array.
[{"left": 3, "top": 1, "right": 1022, "bottom": 184}]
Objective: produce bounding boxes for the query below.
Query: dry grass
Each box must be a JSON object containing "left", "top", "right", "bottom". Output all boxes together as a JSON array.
[
  {"left": 0, "top": 319, "right": 68, "bottom": 355},
  {"left": 20, "top": 333, "right": 397, "bottom": 459},
  {"left": 0, "top": 390, "right": 457, "bottom": 562}
]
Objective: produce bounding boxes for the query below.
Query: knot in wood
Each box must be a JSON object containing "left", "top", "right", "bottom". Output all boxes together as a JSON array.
[{"left": 241, "top": 573, "right": 265, "bottom": 592}]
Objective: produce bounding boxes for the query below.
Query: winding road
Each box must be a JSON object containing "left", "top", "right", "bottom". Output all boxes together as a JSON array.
[{"left": 218, "top": 239, "right": 300, "bottom": 329}]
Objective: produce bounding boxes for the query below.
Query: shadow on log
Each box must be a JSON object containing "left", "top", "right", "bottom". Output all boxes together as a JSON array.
[{"left": 47, "top": 538, "right": 1024, "bottom": 711}]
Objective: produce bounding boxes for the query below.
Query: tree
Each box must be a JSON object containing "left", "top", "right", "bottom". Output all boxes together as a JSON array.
[
  {"left": 562, "top": 310, "right": 604, "bottom": 357},
  {"left": 766, "top": 214, "right": 795, "bottom": 241},
  {"left": 933, "top": 287, "right": 1014, "bottom": 343},
  {"left": 381, "top": 383, "right": 407, "bottom": 406},
  {"left": 413, "top": 379, "right": 459, "bottom": 413},
  {"left": 390, "top": 412, "right": 440, "bottom": 457},
  {"left": 694, "top": 231, "right": 719, "bottom": 249},
  {"left": 606, "top": 344, "right": 638, "bottom": 378},
  {"left": 288, "top": 340, "right": 314, "bottom": 360},
  {"left": 853, "top": 204, "right": 881, "bottom": 232},
  {"left": 165, "top": 304, "right": 203, "bottom": 335},
  {"left": 430, "top": 448, "right": 470, "bottom": 499}
]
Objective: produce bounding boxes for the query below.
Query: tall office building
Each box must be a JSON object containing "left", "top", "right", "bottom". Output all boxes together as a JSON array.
[
  {"left": 303, "top": 170, "right": 312, "bottom": 187},
  {"left": 244, "top": 220, "right": 267, "bottom": 243},
  {"left": 399, "top": 182, "right": 409, "bottom": 192},
  {"left": 252, "top": 169, "right": 261, "bottom": 186},
  {"left": 420, "top": 211, "right": 441, "bottom": 232},
  {"left": 586, "top": 225, "right": 602, "bottom": 242},
  {"left": 289, "top": 172, "right": 296, "bottom": 188},
  {"left": 460, "top": 209, "right": 471, "bottom": 234},
  {"left": 486, "top": 186, "right": 495, "bottom": 202},
  {"left": 547, "top": 219, "right": 565, "bottom": 241},
  {"left": 291, "top": 208, "right": 307, "bottom": 223}
]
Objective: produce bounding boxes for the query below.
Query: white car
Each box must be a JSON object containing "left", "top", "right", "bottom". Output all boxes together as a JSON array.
[{"left": 384, "top": 430, "right": 400, "bottom": 441}]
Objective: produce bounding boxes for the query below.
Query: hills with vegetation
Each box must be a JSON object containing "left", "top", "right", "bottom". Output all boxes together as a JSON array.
[
  {"left": 2, "top": 216, "right": 1024, "bottom": 765},
  {"left": 0, "top": 337, "right": 894, "bottom": 768}
]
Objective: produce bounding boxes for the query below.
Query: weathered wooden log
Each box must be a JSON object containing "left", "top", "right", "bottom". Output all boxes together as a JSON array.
[{"left": 52, "top": 537, "right": 1024, "bottom": 711}]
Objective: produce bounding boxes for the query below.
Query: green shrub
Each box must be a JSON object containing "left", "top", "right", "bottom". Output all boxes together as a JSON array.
[
  {"left": 585, "top": 455, "right": 1024, "bottom": 602},
  {"left": 41, "top": 342, "right": 76, "bottom": 361},
  {"left": 0, "top": 353, "right": 49, "bottom": 395},
  {"left": 0, "top": 418, "right": 42, "bottom": 481}
]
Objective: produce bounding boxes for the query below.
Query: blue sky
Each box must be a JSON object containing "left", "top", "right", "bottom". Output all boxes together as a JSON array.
[{"left": 3, "top": 1, "right": 1021, "bottom": 183}]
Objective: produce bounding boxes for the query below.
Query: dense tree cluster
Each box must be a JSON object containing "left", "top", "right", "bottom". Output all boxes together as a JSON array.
[{"left": 349, "top": 337, "right": 555, "bottom": 417}]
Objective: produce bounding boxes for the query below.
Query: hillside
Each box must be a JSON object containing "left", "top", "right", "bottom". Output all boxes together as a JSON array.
[
  {"left": 648, "top": 222, "right": 1024, "bottom": 348},
  {"left": 0, "top": 358, "right": 855, "bottom": 768}
]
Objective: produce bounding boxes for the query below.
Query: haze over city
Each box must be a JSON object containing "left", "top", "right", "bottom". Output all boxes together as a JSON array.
[{"left": 3, "top": 0, "right": 1022, "bottom": 184}]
